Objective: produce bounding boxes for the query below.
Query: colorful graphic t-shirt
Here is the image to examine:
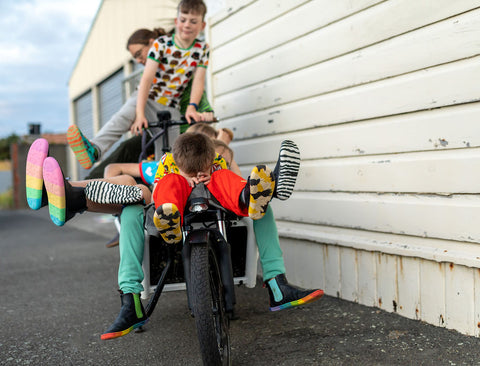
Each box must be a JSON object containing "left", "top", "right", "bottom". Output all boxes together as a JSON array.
[
  {"left": 147, "top": 34, "right": 209, "bottom": 110},
  {"left": 153, "top": 152, "right": 227, "bottom": 185}
]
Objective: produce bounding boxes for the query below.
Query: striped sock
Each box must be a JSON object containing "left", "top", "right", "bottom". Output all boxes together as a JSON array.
[
  {"left": 273, "top": 140, "right": 300, "bottom": 201},
  {"left": 85, "top": 181, "right": 143, "bottom": 205}
]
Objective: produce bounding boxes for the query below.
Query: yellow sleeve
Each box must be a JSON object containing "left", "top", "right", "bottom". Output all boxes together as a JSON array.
[
  {"left": 211, "top": 152, "right": 228, "bottom": 173},
  {"left": 153, "top": 152, "right": 179, "bottom": 184}
]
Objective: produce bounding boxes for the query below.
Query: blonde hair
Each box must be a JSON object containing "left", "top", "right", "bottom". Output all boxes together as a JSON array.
[
  {"left": 213, "top": 139, "right": 234, "bottom": 159},
  {"left": 186, "top": 123, "right": 217, "bottom": 139},
  {"left": 219, "top": 128, "right": 234, "bottom": 141}
]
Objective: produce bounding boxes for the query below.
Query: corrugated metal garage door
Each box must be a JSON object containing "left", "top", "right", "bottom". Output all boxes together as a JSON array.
[
  {"left": 98, "top": 68, "right": 126, "bottom": 159},
  {"left": 99, "top": 68, "right": 124, "bottom": 128}
]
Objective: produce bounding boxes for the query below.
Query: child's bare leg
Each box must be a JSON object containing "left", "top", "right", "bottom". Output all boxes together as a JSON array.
[
  {"left": 104, "top": 163, "right": 140, "bottom": 179},
  {"left": 72, "top": 174, "right": 138, "bottom": 188}
]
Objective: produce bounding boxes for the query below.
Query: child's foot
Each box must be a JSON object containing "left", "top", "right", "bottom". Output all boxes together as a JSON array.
[
  {"left": 265, "top": 274, "right": 324, "bottom": 312},
  {"left": 26, "top": 138, "right": 49, "bottom": 210},
  {"left": 84, "top": 181, "right": 143, "bottom": 205},
  {"left": 67, "top": 125, "right": 98, "bottom": 169},
  {"left": 101, "top": 293, "right": 148, "bottom": 340},
  {"left": 153, "top": 203, "right": 182, "bottom": 244},
  {"left": 273, "top": 140, "right": 300, "bottom": 201},
  {"left": 42, "top": 157, "right": 66, "bottom": 226},
  {"left": 248, "top": 165, "right": 275, "bottom": 220}
]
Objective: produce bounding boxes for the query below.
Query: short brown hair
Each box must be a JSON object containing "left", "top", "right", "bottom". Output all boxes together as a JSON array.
[
  {"left": 178, "top": 0, "right": 207, "bottom": 20},
  {"left": 173, "top": 133, "right": 215, "bottom": 175},
  {"left": 186, "top": 122, "right": 217, "bottom": 139}
]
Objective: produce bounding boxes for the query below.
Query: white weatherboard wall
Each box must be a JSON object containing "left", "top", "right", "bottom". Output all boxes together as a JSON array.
[{"left": 206, "top": 0, "right": 480, "bottom": 336}]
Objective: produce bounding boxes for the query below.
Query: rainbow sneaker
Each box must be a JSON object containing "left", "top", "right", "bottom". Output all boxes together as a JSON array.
[
  {"left": 67, "top": 125, "right": 97, "bottom": 169},
  {"left": 42, "top": 157, "right": 66, "bottom": 226},
  {"left": 101, "top": 293, "right": 148, "bottom": 340},
  {"left": 25, "top": 138, "right": 49, "bottom": 210},
  {"left": 266, "top": 274, "right": 324, "bottom": 312}
]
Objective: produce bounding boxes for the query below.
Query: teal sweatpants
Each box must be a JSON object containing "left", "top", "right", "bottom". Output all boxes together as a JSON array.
[
  {"left": 117, "top": 204, "right": 286, "bottom": 293},
  {"left": 118, "top": 204, "right": 145, "bottom": 294},
  {"left": 252, "top": 205, "right": 286, "bottom": 281}
]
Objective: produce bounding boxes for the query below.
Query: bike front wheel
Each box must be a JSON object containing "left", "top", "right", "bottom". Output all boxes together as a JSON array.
[{"left": 191, "top": 243, "right": 231, "bottom": 366}]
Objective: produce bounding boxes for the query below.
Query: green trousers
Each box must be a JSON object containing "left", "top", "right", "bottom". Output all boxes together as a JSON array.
[{"left": 117, "top": 204, "right": 286, "bottom": 294}]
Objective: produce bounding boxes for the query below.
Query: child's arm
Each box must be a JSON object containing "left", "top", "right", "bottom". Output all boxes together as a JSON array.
[
  {"left": 131, "top": 59, "right": 158, "bottom": 135},
  {"left": 185, "top": 67, "right": 207, "bottom": 124},
  {"left": 104, "top": 163, "right": 141, "bottom": 179}
]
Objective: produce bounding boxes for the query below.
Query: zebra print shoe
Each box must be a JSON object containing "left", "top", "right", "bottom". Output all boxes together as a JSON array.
[
  {"left": 273, "top": 140, "right": 301, "bottom": 200},
  {"left": 84, "top": 181, "right": 143, "bottom": 205}
]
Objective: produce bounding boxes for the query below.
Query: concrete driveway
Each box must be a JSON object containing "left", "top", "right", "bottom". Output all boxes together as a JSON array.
[{"left": 1, "top": 209, "right": 480, "bottom": 365}]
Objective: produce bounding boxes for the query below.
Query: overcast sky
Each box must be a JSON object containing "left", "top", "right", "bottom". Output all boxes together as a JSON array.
[{"left": 0, "top": 0, "right": 102, "bottom": 139}]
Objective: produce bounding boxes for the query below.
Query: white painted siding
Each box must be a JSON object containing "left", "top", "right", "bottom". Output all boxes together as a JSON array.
[{"left": 207, "top": 0, "right": 480, "bottom": 336}]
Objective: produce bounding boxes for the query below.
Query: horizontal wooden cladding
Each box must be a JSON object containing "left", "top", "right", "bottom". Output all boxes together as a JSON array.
[
  {"left": 209, "top": 0, "right": 382, "bottom": 72},
  {"left": 209, "top": 0, "right": 308, "bottom": 48},
  {"left": 210, "top": 0, "right": 480, "bottom": 74},
  {"left": 218, "top": 56, "right": 480, "bottom": 137},
  {"left": 241, "top": 148, "right": 480, "bottom": 194},
  {"left": 270, "top": 191, "right": 480, "bottom": 243},
  {"left": 276, "top": 221, "right": 480, "bottom": 269},
  {"left": 214, "top": 5, "right": 480, "bottom": 97},
  {"left": 297, "top": 149, "right": 480, "bottom": 194},
  {"left": 230, "top": 103, "right": 480, "bottom": 164},
  {"left": 280, "top": 235, "right": 480, "bottom": 335},
  {"left": 214, "top": 7, "right": 480, "bottom": 101}
]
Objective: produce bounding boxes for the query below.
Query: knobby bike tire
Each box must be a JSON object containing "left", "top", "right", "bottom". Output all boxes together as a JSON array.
[{"left": 191, "top": 243, "right": 231, "bottom": 366}]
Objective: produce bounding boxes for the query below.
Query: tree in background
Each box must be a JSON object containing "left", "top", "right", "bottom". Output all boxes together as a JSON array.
[{"left": 0, "top": 134, "right": 20, "bottom": 160}]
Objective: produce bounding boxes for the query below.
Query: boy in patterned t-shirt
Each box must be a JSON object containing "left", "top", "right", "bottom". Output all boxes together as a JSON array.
[{"left": 131, "top": 0, "right": 210, "bottom": 135}]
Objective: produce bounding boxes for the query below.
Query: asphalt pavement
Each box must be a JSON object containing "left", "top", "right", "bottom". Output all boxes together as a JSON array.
[{"left": 1, "top": 208, "right": 480, "bottom": 365}]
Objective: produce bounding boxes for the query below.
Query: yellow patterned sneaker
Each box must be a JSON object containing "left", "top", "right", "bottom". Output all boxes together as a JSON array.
[
  {"left": 248, "top": 165, "right": 275, "bottom": 220},
  {"left": 153, "top": 203, "right": 182, "bottom": 244}
]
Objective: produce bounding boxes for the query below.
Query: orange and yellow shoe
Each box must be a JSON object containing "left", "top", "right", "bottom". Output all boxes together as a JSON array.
[{"left": 67, "top": 125, "right": 97, "bottom": 169}]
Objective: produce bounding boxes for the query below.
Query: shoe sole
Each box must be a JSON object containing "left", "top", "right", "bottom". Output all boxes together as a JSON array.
[
  {"left": 153, "top": 203, "right": 182, "bottom": 244},
  {"left": 269, "top": 289, "right": 324, "bottom": 312},
  {"left": 43, "top": 157, "right": 66, "bottom": 226},
  {"left": 275, "top": 140, "right": 300, "bottom": 201},
  {"left": 26, "top": 138, "right": 49, "bottom": 210},
  {"left": 67, "top": 125, "right": 94, "bottom": 169},
  {"left": 85, "top": 181, "right": 143, "bottom": 204},
  {"left": 100, "top": 318, "right": 149, "bottom": 340},
  {"left": 248, "top": 165, "right": 274, "bottom": 220}
]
